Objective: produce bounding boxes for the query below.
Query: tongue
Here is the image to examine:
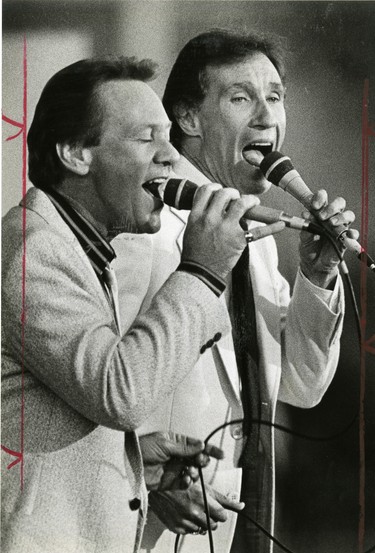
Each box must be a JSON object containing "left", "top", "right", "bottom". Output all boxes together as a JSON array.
[{"left": 243, "top": 149, "right": 264, "bottom": 167}]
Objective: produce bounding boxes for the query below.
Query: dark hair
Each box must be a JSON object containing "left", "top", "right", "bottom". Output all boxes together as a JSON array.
[
  {"left": 163, "top": 29, "right": 286, "bottom": 149},
  {"left": 28, "top": 56, "right": 158, "bottom": 190}
]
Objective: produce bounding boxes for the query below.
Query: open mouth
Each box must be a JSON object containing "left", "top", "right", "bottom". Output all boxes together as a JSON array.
[
  {"left": 242, "top": 142, "right": 273, "bottom": 167},
  {"left": 142, "top": 177, "right": 168, "bottom": 200}
]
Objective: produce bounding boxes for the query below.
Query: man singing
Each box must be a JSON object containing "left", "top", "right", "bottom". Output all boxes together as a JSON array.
[
  {"left": 1, "top": 55, "right": 260, "bottom": 553},
  {"left": 111, "top": 30, "right": 358, "bottom": 553}
]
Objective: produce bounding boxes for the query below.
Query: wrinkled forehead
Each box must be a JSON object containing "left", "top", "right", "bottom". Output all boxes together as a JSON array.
[{"left": 201, "top": 53, "right": 283, "bottom": 94}]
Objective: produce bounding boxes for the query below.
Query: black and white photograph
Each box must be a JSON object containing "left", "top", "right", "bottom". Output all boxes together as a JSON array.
[{"left": 2, "top": 2, "right": 375, "bottom": 553}]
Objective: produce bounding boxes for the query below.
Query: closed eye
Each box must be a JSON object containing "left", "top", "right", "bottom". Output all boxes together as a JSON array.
[{"left": 231, "top": 96, "right": 249, "bottom": 104}]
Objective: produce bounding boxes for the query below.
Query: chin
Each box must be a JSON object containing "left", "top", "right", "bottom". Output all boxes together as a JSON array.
[
  {"left": 233, "top": 164, "right": 271, "bottom": 195},
  {"left": 141, "top": 213, "right": 161, "bottom": 234},
  {"left": 237, "top": 175, "right": 271, "bottom": 196}
]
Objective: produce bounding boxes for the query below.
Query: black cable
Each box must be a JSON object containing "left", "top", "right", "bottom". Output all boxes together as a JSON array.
[
  {"left": 237, "top": 511, "right": 295, "bottom": 553},
  {"left": 323, "top": 231, "right": 362, "bottom": 343},
  {"left": 175, "top": 509, "right": 375, "bottom": 553},
  {"left": 173, "top": 470, "right": 216, "bottom": 553},
  {"left": 198, "top": 467, "right": 215, "bottom": 553},
  {"left": 174, "top": 227, "right": 371, "bottom": 553},
  {"left": 173, "top": 403, "right": 364, "bottom": 553},
  {"left": 204, "top": 415, "right": 358, "bottom": 446}
]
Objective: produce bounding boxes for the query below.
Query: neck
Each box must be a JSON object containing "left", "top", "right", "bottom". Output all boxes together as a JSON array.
[
  {"left": 53, "top": 179, "right": 109, "bottom": 239},
  {"left": 180, "top": 138, "right": 218, "bottom": 184}
]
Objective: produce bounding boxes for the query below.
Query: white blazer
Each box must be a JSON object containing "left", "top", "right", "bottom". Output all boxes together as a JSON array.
[{"left": 1, "top": 187, "right": 231, "bottom": 553}]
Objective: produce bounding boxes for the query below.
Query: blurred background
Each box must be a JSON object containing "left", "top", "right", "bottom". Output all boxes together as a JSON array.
[{"left": 2, "top": 1, "right": 375, "bottom": 552}]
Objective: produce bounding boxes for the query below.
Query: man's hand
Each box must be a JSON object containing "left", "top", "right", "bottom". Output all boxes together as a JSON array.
[
  {"left": 299, "top": 190, "right": 359, "bottom": 288},
  {"left": 149, "top": 482, "right": 245, "bottom": 535},
  {"left": 182, "top": 184, "right": 261, "bottom": 280},
  {"left": 139, "top": 432, "right": 224, "bottom": 491}
]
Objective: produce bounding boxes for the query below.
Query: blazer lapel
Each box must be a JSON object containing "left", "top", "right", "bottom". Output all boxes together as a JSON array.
[
  {"left": 248, "top": 237, "right": 282, "bottom": 403},
  {"left": 171, "top": 208, "right": 189, "bottom": 254},
  {"left": 24, "top": 188, "right": 112, "bottom": 312}
]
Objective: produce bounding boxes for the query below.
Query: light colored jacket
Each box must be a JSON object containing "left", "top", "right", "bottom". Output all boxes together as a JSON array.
[
  {"left": 112, "top": 157, "right": 344, "bottom": 553},
  {"left": 1, "top": 187, "right": 231, "bottom": 553}
]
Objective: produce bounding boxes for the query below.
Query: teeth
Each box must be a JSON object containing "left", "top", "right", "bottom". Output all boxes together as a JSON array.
[
  {"left": 243, "top": 142, "right": 272, "bottom": 151},
  {"left": 243, "top": 143, "right": 273, "bottom": 158},
  {"left": 147, "top": 177, "right": 167, "bottom": 185},
  {"left": 242, "top": 142, "right": 273, "bottom": 167}
]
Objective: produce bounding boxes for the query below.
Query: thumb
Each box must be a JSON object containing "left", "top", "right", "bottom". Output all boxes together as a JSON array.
[
  {"left": 211, "top": 488, "right": 245, "bottom": 513},
  {"left": 246, "top": 221, "right": 285, "bottom": 243}
]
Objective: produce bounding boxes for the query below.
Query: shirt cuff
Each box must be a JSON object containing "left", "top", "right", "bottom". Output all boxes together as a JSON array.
[
  {"left": 298, "top": 267, "right": 340, "bottom": 312},
  {"left": 176, "top": 261, "right": 226, "bottom": 297}
]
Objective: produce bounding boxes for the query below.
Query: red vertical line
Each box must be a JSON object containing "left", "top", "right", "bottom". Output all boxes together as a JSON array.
[
  {"left": 20, "top": 36, "right": 28, "bottom": 491},
  {"left": 359, "top": 78, "right": 370, "bottom": 553}
]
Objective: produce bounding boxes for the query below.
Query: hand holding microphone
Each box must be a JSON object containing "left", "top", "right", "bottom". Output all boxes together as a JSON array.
[
  {"left": 260, "top": 151, "right": 374, "bottom": 283},
  {"left": 144, "top": 179, "right": 286, "bottom": 281},
  {"left": 298, "top": 191, "right": 357, "bottom": 287},
  {"left": 180, "top": 184, "right": 274, "bottom": 280}
]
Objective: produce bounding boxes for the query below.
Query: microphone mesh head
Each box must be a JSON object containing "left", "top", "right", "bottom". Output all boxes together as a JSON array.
[
  {"left": 260, "top": 152, "right": 294, "bottom": 186},
  {"left": 163, "top": 178, "right": 180, "bottom": 207},
  {"left": 163, "top": 178, "right": 198, "bottom": 210}
]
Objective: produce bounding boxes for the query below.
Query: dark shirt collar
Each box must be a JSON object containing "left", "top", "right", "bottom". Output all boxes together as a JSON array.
[{"left": 45, "top": 189, "right": 116, "bottom": 278}]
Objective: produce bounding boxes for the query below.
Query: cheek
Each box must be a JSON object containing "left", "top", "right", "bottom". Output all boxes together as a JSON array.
[
  {"left": 277, "top": 108, "right": 287, "bottom": 135},
  {"left": 201, "top": 108, "right": 229, "bottom": 140},
  {"left": 203, "top": 122, "right": 237, "bottom": 153}
]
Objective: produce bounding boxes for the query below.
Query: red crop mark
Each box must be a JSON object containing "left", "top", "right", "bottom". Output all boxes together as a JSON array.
[
  {"left": 2, "top": 114, "right": 24, "bottom": 141},
  {"left": 359, "top": 78, "right": 374, "bottom": 553},
  {"left": 2, "top": 37, "right": 28, "bottom": 490},
  {"left": 364, "top": 334, "right": 375, "bottom": 355},
  {"left": 1, "top": 445, "right": 23, "bottom": 470}
]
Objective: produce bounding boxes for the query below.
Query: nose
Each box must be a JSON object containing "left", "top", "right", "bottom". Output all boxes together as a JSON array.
[
  {"left": 154, "top": 139, "right": 180, "bottom": 166},
  {"left": 248, "top": 99, "right": 276, "bottom": 129}
]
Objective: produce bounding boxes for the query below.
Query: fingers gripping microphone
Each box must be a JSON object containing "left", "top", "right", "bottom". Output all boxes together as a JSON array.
[
  {"left": 260, "top": 151, "right": 375, "bottom": 272},
  {"left": 144, "top": 178, "right": 322, "bottom": 234}
]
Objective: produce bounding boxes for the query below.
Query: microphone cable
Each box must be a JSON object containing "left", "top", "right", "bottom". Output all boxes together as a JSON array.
[
  {"left": 173, "top": 227, "right": 373, "bottom": 553},
  {"left": 174, "top": 414, "right": 375, "bottom": 553}
]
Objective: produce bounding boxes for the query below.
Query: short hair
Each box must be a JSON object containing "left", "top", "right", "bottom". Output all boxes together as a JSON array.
[
  {"left": 28, "top": 56, "right": 158, "bottom": 190},
  {"left": 163, "top": 29, "right": 286, "bottom": 149}
]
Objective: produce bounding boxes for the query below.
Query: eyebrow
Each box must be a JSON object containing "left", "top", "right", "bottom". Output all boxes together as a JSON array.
[
  {"left": 123, "top": 122, "right": 171, "bottom": 138},
  {"left": 131, "top": 121, "right": 172, "bottom": 132},
  {"left": 226, "top": 81, "right": 285, "bottom": 93}
]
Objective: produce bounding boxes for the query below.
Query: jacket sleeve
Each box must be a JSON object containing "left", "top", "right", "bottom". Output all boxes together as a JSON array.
[
  {"left": 2, "top": 213, "right": 231, "bottom": 431},
  {"left": 276, "top": 254, "right": 344, "bottom": 408}
]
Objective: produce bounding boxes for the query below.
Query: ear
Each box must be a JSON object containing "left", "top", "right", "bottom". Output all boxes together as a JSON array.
[
  {"left": 56, "top": 143, "right": 93, "bottom": 176},
  {"left": 173, "top": 102, "right": 202, "bottom": 138}
]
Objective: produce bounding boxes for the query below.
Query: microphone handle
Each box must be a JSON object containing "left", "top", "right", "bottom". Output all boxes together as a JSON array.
[
  {"left": 275, "top": 169, "right": 363, "bottom": 256},
  {"left": 244, "top": 205, "right": 321, "bottom": 233}
]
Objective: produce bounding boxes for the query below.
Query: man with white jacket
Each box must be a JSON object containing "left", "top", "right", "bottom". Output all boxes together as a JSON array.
[
  {"left": 1, "top": 55, "right": 262, "bottom": 553},
  {"left": 112, "top": 30, "right": 358, "bottom": 553}
]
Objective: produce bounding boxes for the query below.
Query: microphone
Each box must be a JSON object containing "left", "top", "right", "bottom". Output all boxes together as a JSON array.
[
  {"left": 260, "top": 151, "right": 375, "bottom": 272},
  {"left": 144, "top": 177, "right": 322, "bottom": 234}
]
